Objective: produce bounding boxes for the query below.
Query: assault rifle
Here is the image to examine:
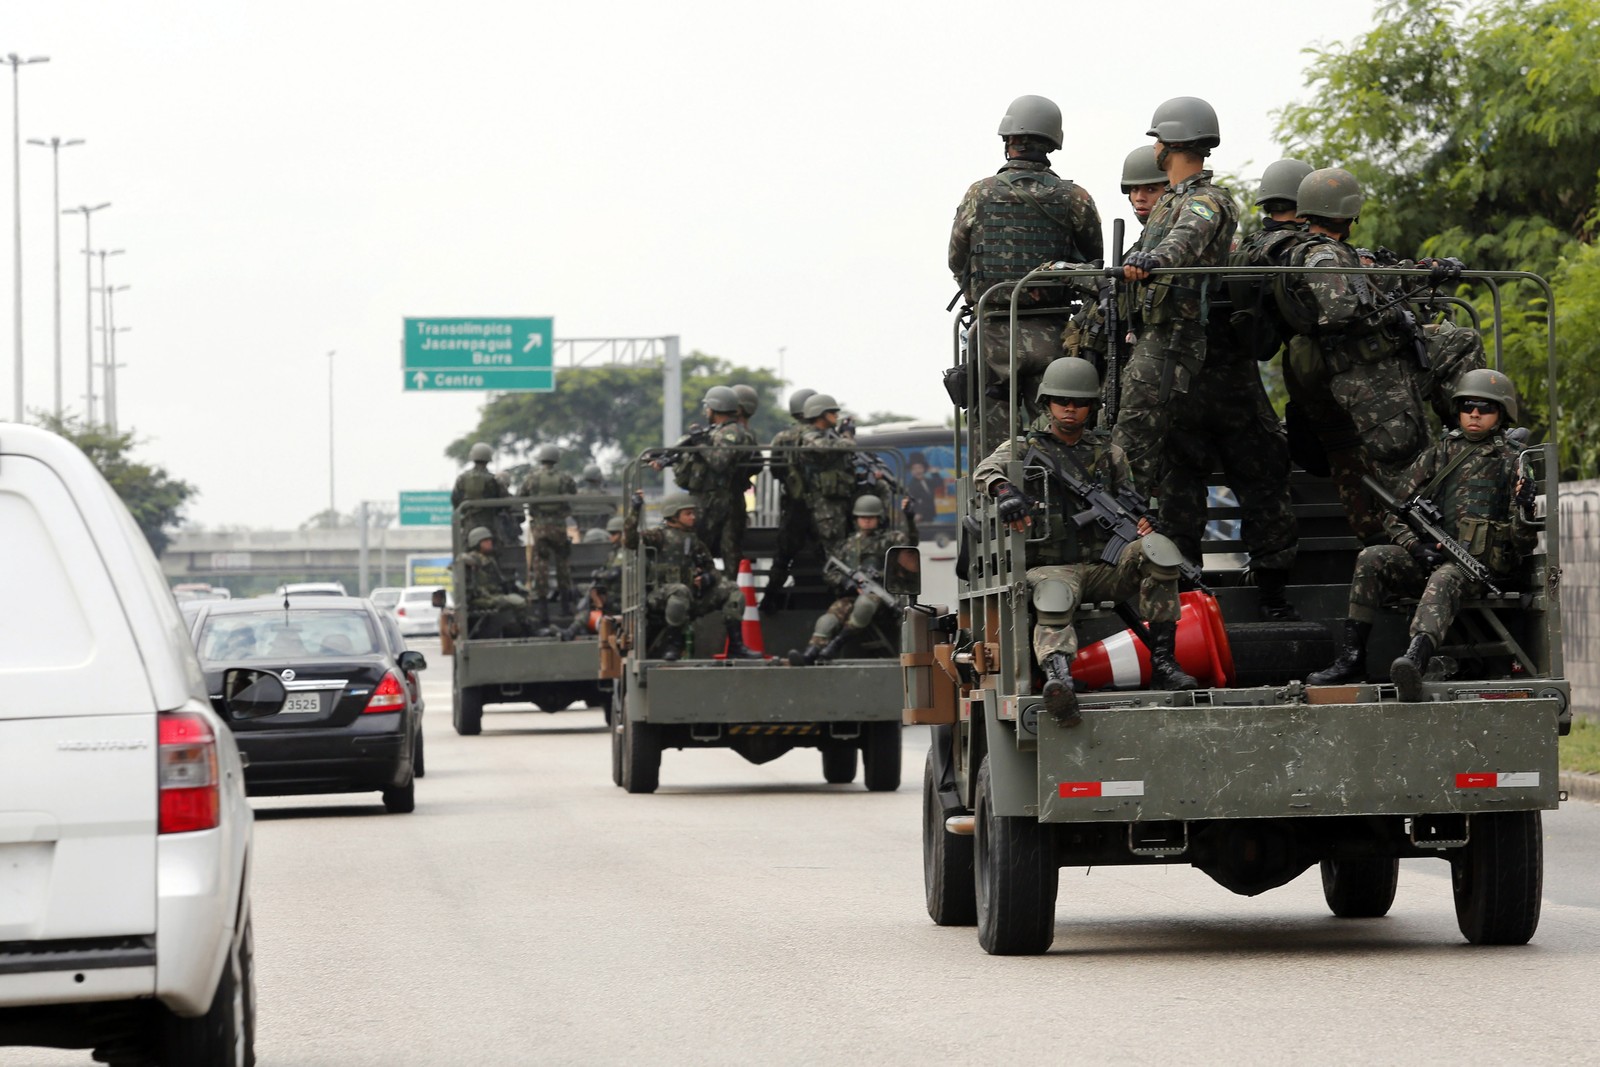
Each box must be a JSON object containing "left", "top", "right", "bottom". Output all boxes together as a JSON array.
[
  {"left": 1021, "top": 443, "right": 1207, "bottom": 591},
  {"left": 642, "top": 424, "right": 714, "bottom": 468},
  {"left": 853, "top": 449, "right": 900, "bottom": 492},
  {"left": 825, "top": 555, "right": 905, "bottom": 620},
  {"left": 1360, "top": 473, "right": 1503, "bottom": 596}
]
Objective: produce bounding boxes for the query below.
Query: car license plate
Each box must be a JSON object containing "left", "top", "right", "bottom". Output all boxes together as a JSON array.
[{"left": 282, "top": 694, "right": 321, "bottom": 714}]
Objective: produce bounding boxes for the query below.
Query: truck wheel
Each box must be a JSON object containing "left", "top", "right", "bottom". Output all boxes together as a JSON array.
[
  {"left": 610, "top": 689, "right": 625, "bottom": 787},
  {"left": 975, "top": 755, "right": 1057, "bottom": 955},
  {"left": 622, "top": 715, "right": 660, "bottom": 794},
  {"left": 453, "top": 685, "right": 483, "bottom": 736},
  {"left": 861, "top": 721, "right": 902, "bottom": 792},
  {"left": 158, "top": 915, "right": 255, "bottom": 1067},
  {"left": 821, "top": 743, "right": 857, "bottom": 784},
  {"left": 1320, "top": 858, "right": 1398, "bottom": 918},
  {"left": 924, "top": 749, "right": 976, "bottom": 926},
  {"left": 1452, "top": 810, "right": 1542, "bottom": 945}
]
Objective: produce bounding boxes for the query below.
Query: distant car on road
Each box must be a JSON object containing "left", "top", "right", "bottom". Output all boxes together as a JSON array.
[
  {"left": 369, "top": 585, "right": 403, "bottom": 613},
  {"left": 394, "top": 584, "right": 451, "bottom": 637},
  {"left": 273, "top": 581, "right": 348, "bottom": 598},
  {"left": 187, "top": 596, "right": 427, "bottom": 813}
]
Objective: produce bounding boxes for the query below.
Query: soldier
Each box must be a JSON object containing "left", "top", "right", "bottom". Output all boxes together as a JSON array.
[
  {"left": 950, "top": 95, "right": 1104, "bottom": 449},
  {"left": 761, "top": 387, "right": 819, "bottom": 613},
  {"left": 1114, "top": 96, "right": 1239, "bottom": 500},
  {"left": 624, "top": 492, "right": 760, "bottom": 662},
  {"left": 660, "top": 385, "right": 758, "bottom": 574},
  {"left": 519, "top": 444, "right": 578, "bottom": 608},
  {"left": 458, "top": 526, "right": 531, "bottom": 639},
  {"left": 794, "top": 495, "right": 918, "bottom": 664},
  {"left": 792, "top": 393, "right": 860, "bottom": 546},
  {"left": 451, "top": 442, "right": 513, "bottom": 545},
  {"left": 1307, "top": 370, "right": 1537, "bottom": 702},
  {"left": 731, "top": 384, "right": 760, "bottom": 430},
  {"left": 973, "top": 358, "right": 1196, "bottom": 725},
  {"left": 563, "top": 515, "right": 626, "bottom": 639},
  {"left": 574, "top": 463, "right": 612, "bottom": 531},
  {"left": 1121, "top": 144, "right": 1168, "bottom": 224}
]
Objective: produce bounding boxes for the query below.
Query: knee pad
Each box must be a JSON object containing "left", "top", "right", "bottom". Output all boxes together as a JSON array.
[
  {"left": 813, "top": 613, "right": 843, "bottom": 640},
  {"left": 1136, "top": 533, "right": 1184, "bottom": 581},
  {"left": 848, "top": 594, "right": 880, "bottom": 630},
  {"left": 663, "top": 586, "right": 691, "bottom": 626},
  {"left": 1031, "top": 578, "right": 1075, "bottom": 626}
]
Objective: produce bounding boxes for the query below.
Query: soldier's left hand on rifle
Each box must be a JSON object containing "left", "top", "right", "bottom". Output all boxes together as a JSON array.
[{"left": 994, "top": 481, "right": 1031, "bottom": 532}]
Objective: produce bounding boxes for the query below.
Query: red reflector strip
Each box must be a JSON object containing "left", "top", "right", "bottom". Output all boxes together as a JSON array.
[
  {"left": 1456, "top": 772, "right": 1541, "bottom": 789},
  {"left": 1059, "top": 780, "right": 1144, "bottom": 798}
]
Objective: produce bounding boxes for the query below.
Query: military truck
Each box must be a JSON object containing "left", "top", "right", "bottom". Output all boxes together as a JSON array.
[
  {"left": 603, "top": 447, "right": 907, "bottom": 793},
  {"left": 903, "top": 263, "right": 1569, "bottom": 954},
  {"left": 444, "top": 493, "right": 623, "bottom": 735}
]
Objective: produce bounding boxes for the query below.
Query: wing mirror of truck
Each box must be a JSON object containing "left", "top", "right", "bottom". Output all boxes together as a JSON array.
[
  {"left": 220, "top": 668, "right": 288, "bottom": 721},
  {"left": 398, "top": 650, "right": 428, "bottom": 672},
  {"left": 884, "top": 545, "right": 922, "bottom": 599}
]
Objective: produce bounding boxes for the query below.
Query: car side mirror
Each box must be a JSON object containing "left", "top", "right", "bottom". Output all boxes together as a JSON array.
[
  {"left": 398, "top": 650, "right": 427, "bottom": 672},
  {"left": 431, "top": 589, "right": 446, "bottom": 608},
  {"left": 884, "top": 546, "right": 922, "bottom": 599},
  {"left": 221, "top": 668, "right": 288, "bottom": 721}
]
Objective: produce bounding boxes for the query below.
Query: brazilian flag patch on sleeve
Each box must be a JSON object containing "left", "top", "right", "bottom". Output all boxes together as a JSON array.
[{"left": 1188, "top": 200, "right": 1216, "bottom": 221}]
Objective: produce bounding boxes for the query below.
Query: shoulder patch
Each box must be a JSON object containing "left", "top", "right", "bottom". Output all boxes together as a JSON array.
[
  {"left": 1188, "top": 201, "right": 1216, "bottom": 221},
  {"left": 1305, "top": 249, "right": 1339, "bottom": 268}
]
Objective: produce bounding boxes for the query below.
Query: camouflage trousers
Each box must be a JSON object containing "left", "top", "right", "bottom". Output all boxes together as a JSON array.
[
  {"left": 696, "top": 495, "right": 748, "bottom": 573},
  {"left": 1111, "top": 319, "right": 1208, "bottom": 497},
  {"left": 1347, "top": 545, "right": 1471, "bottom": 643},
  {"left": 810, "top": 498, "right": 853, "bottom": 546},
  {"left": 468, "top": 607, "right": 533, "bottom": 640},
  {"left": 529, "top": 524, "right": 571, "bottom": 599},
  {"left": 808, "top": 592, "right": 891, "bottom": 643},
  {"left": 645, "top": 576, "right": 743, "bottom": 628},
  {"left": 1026, "top": 540, "right": 1179, "bottom": 662},
  {"left": 1160, "top": 356, "right": 1297, "bottom": 571},
  {"left": 968, "top": 315, "right": 1058, "bottom": 455}
]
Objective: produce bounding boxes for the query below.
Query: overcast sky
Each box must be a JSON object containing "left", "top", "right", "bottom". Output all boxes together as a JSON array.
[{"left": 5, "top": 1, "right": 1377, "bottom": 529}]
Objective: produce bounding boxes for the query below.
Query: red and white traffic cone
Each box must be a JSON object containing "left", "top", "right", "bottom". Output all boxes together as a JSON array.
[
  {"left": 737, "top": 559, "right": 764, "bottom": 655},
  {"left": 1069, "top": 591, "right": 1235, "bottom": 690}
]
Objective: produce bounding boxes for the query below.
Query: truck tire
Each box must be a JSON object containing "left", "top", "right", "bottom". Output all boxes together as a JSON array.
[
  {"left": 610, "top": 689, "right": 625, "bottom": 787},
  {"left": 453, "top": 685, "right": 483, "bottom": 736},
  {"left": 1453, "top": 810, "right": 1542, "bottom": 945},
  {"left": 975, "top": 755, "right": 1057, "bottom": 955},
  {"left": 622, "top": 715, "right": 660, "bottom": 794},
  {"left": 157, "top": 915, "right": 255, "bottom": 1067},
  {"left": 861, "top": 721, "right": 902, "bottom": 792},
  {"left": 1320, "top": 857, "right": 1398, "bottom": 918},
  {"left": 821, "top": 743, "right": 857, "bottom": 784},
  {"left": 924, "top": 749, "right": 976, "bottom": 926}
]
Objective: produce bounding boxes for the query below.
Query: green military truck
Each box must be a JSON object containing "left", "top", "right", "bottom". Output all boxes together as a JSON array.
[
  {"left": 904, "top": 263, "right": 1569, "bottom": 954},
  {"left": 604, "top": 449, "right": 907, "bottom": 793},
  {"left": 446, "top": 494, "right": 622, "bottom": 735}
]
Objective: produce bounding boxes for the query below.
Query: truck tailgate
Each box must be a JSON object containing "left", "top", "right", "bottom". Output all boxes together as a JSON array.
[{"left": 639, "top": 660, "right": 902, "bottom": 724}]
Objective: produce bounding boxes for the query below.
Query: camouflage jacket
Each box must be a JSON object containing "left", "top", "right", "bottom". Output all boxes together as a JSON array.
[
  {"left": 451, "top": 465, "right": 505, "bottom": 507},
  {"left": 827, "top": 525, "right": 915, "bottom": 594},
  {"left": 675, "top": 420, "right": 757, "bottom": 499},
  {"left": 1384, "top": 428, "right": 1538, "bottom": 576},
  {"left": 792, "top": 426, "right": 859, "bottom": 502},
  {"left": 623, "top": 512, "right": 716, "bottom": 588},
  {"left": 949, "top": 160, "right": 1103, "bottom": 308},
  {"left": 519, "top": 467, "right": 577, "bottom": 524},
  {"left": 974, "top": 423, "right": 1135, "bottom": 567},
  {"left": 1131, "top": 170, "right": 1238, "bottom": 325},
  {"left": 461, "top": 549, "right": 518, "bottom": 612}
]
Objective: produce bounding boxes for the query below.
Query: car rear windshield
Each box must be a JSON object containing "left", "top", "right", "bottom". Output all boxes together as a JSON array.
[
  {"left": 401, "top": 589, "right": 439, "bottom": 603},
  {"left": 198, "top": 610, "right": 380, "bottom": 660}
]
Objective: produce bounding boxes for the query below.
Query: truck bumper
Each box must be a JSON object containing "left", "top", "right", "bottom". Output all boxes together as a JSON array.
[{"left": 632, "top": 659, "right": 902, "bottom": 724}]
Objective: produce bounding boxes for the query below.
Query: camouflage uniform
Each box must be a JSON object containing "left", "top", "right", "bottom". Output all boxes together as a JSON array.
[
  {"left": 678, "top": 420, "right": 758, "bottom": 573},
  {"left": 808, "top": 516, "right": 919, "bottom": 650},
  {"left": 1111, "top": 170, "right": 1238, "bottom": 497},
  {"left": 973, "top": 423, "right": 1179, "bottom": 661},
  {"left": 451, "top": 464, "right": 512, "bottom": 545},
  {"left": 520, "top": 466, "right": 577, "bottom": 599},
  {"left": 573, "top": 476, "right": 613, "bottom": 534},
  {"left": 623, "top": 508, "right": 743, "bottom": 649},
  {"left": 949, "top": 159, "right": 1103, "bottom": 450},
  {"left": 1347, "top": 427, "right": 1537, "bottom": 642},
  {"left": 765, "top": 422, "right": 817, "bottom": 605},
  {"left": 459, "top": 548, "right": 530, "bottom": 639},
  {"left": 792, "top": 426, "right": 858, "bottom": 544},
  {"left": 569, "top": 542, "right": 624, "bottom": 634}
]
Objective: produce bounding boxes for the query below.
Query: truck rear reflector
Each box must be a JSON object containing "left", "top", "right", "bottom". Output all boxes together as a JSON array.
[
  {"left": 1456, "top": 772, "right": 1540, "bottom": 789},
  {"left": 1059, "top": 780, "right": 1145, "bottom": 798}
]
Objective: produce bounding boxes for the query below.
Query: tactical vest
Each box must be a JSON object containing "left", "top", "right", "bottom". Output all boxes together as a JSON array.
[
  {"left": 1021, "top": 431, "right": 1119, "bottom": 568},
  {"left": 969, "top": 170, "right": 1085, "bottom": 303},
  {"left": 790, "top": 430, "right": 856, "bottom": 501},
  {"left": 456, "top": 468, "right": 500, "bottom": 500},
  {"left": 1227, "top": 226, "right": 1310, "bottom": 361},
  {"left": 647, "top": 526, "right": 701, "bottom": 588},
  {"left": 522, "top": 468, "right": 570, "bottom": 522},
  {"left": 1273, "top": 237, "right": 1401, "bottom": 370},
  {"left": 838, "top": 528, "right": 900, "bottom": 577},
  {"left": 1428, "top": 432, "right": 1519, "bottom": 574},
  {"left": 1133, "top": 175, "right": 1236, "bottom": 326}
]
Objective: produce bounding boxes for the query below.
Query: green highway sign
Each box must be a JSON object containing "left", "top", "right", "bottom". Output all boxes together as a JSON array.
[
  {"left": 399, "top": 491, "right": 454, "bottom": 527},
  {"left": 402, "top": 317, "right": 554, "bottom": 392}
]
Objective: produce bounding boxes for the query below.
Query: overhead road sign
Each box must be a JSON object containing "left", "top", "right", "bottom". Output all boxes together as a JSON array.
[
  {"left": 403, "top": 317, "right": 554, "bottom": 392},
  {"left": 399, "top": 491, "right": 453, "bottom": 526}
]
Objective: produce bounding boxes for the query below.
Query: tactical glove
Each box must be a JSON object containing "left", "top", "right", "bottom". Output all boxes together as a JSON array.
[
  {"left": 498, "top": 593, "right": 527, "bottom": 610},
  {"left": 993, "top": 481, "right": 1030, "bottom": 525},
  {"left": 631, "top": 489, "right": 645, "bottom": 511},
  {"left": 1406, "top": 541, "right": 1445, "bottom": 570},
  {"left": 1421, "top": 257, "right": 1465, "bottom": 285},
  {"left": 1123, "top": 251, "right": 1163, "bottom": 272},
  {"left": 1514, "top": 476, "right": 1537, "bottom": 516}
]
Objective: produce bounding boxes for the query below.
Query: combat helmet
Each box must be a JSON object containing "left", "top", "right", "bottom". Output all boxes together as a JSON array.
[
  {"left": 659, "top": 493, "right": 697, "bottom": 520},
  {"left": 1035, "top": 357, "right": 1100, "bottom": 404},
  {"left": 1255, "top": 159, "right": 1314, "bottom": 208},
  {"left": 466, "top": 526, "right": 494, "bottom": 546},
  {"left": 605, "top": 514, "right": 626, "bottom": 534},
  {"left": 702, "top": 385, "right": 740, "bottom": 414},
  {"left": 1146, "top": 96, "right": 1221, "bottom": 149},
  {"left": 469, "top": 442, "right": 493, "bottom": 463},
  {"left": 997, "top": 95, "right": 1063, "bottom": 152},
  {"left": 732, "top": 384, "right": 759, "bottom": 418},
  {"left": 1120, "top": 145, "right": 1166, "bottom": 192},
  {"left": 582, "top": 463, "right": 603, "bottom": 484},
  {"left": 802, "top": 393, "right": 841, "bottom": 420},
  {"left": 535, "top": 443, "right": 560, "bottom": 465},
  {"left": 582, "top": 527, "right": 609, "bottom": 544},
  {"left": 1453, "top": 368, "right": 1519, "bottom": 423},
  {"left": 787, "top": 388, "right": 817, "bottom": 418},
  {"left": 1296, "top": 168, "right": 1364, "bottom": 221},
  {"left": 852, "top": 495, "right": 886, "bottom": 518}
]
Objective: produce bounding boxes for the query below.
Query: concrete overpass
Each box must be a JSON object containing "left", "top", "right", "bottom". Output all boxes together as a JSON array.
[{"left": 161, "top": 527, "right": 452, "bottom": 594}]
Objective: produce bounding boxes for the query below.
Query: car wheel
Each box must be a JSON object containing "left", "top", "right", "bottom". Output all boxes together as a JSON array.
[
  {"left": 157, "top": 915, "right": 255, "bottom": 1067},
  {"left": 861, "top": 721, "right": 902, "bottom": 792},
  {"left": 453, "top": 684, "right": 483, "bottom": 736},
  {"left": 413, "top": 727, "right": 426, "bottom": 778},
  {"left": 1320, "top": 857, "right": 1398, "bottom": 918},
  {"left": 821, "top": 743, "right": 858, "bottom": 784},
  {"left": 382, "top": 776, "right": 416, "bottom": 814}
]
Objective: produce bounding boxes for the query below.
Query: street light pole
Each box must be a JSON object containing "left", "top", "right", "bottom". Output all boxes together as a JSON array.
[
  {"left": 62, "top": 202, "right": 109, "bottom": 421},
  {"left": 327, "top": 350, "right": 336, "bottom": 517},
  {"left": 92, "top": 248, "right": 123, "bottom": 424},
  {"left": 5, "top": 52, "right": 49, "bottom": 421},
  {"left": 27, "top": 136, "right": 82, "bottom": 420},
  {"left": 96, "top": 282, "right": 128, "bottom": 431}
]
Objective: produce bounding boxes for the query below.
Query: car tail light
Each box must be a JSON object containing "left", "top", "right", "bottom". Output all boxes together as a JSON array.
[
  {"left": 396, "top": 606, "right": 406, "bottom": 616},
  {"left": 159, "top": 713, "right": 220, "bottom": 834},
  {"left": 364, "top": 671, "right": 407, "bottom": 713}
]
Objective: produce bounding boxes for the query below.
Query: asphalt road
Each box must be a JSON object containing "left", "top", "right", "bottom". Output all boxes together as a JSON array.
[{"left": 9, "top": 639, "right": 1600, "bottom": 1065}]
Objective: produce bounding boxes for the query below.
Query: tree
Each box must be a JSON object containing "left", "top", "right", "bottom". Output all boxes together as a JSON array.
[
  {"left": 34, "top": 414, "right": 196, "bottom": 556},
  {"left": 445, "top": 352, "right": 788, "bottom": 472},
  {"left": 1274, "top": 0, "right": 1600, "bottom": 475}
]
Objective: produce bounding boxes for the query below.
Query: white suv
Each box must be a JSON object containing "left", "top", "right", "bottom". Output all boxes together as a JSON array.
[{"left": 0, "top": 425, "right": 284, "bottom": 1066}]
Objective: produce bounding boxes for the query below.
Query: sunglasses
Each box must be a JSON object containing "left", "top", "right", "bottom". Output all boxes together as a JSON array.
[
  {"left": 1045, "top": 397, "right": 1093, "bottom": 409},
  {"left": 1457, "top": 399, "right": 1499, "bottom": 415}
]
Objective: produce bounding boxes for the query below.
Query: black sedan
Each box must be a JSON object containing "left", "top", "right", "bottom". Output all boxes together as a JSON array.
[{"left": 188, "top": 596, "right": 427, "bottom": 813}]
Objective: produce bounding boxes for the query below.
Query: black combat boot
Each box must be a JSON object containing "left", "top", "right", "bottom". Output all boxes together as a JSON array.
[
  {"left": 1039, "top": 652, "right": 1080, "bottom": 727},
  {"left": 724, "top": 620, "right": 764, "bottom": 660},
  {"left": 816, "top": 630, "right": 851, "bottom": 664},
  {"left": 1390, "top": 633, "right": 1436, "bottom": 703},
  {"left": 1306, "top": 620, "right": 1371, "bottom": 686},
  {"left": 1148, "top": 621, "right": 1199, "bottom": 690},
  {"left": 1254, "top": 568, "right": 1301, "bottom": 621},
  {"left": 791, "top": 641, "right": 826, "bottom": 667},
  {"left": 659, "top": 626, "right": 685, "bottom": 663}
]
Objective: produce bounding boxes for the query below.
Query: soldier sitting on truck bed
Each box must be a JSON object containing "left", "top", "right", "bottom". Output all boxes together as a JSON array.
[
  {"left": 562, "top": 517, "right": 626, "bottom": 640},
  {"left": 624, "top": 492, "right": 761, "bottom": 662},
  {"left": 459, "top": 526, "right": 533, "bottom": 639},
  {"left": 1307, "top": 369, "right": 1538, "bottom": 702},
  {"left": 793, "top": 494, "right": 919, "bottom": 665},
  {"left": 973, "top": 357, "right": 1196, "bottom": 726}
]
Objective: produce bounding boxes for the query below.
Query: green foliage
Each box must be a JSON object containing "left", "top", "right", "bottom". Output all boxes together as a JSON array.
[
  {"left": 445, "top": 352, "right": 787, "bottom": 473},
  {"left": 34, "top": 414, "right": 196, "bottom": 557},
  {"left": 1274, "top": 0, "right": 1600, "bottom": 476}
]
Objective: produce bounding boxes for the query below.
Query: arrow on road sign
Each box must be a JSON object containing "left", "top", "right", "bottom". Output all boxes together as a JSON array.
[
  {"left": 413, "top": 370, "right": 428, "bottom": 387},
  {"left": 523, "top": 333, "right": 543, "bottom": 352}
]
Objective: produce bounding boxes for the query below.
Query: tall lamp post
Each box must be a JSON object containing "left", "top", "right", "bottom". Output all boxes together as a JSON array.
[
  {"left": 91, "top": 248, "right": 123, "bottom": 424},
  {"left": 62, "top": 202, "right": 109, "bottom": 421},
  {"left": 96, "top": 282, "right": 128, "bottom": 431},
  {"left": 327, "top": 350, "right": 336, "bottom": 517},
  {"left": 5, "top": 52, "right": 49, "bottom": 421},
  {"left": 27, "top": 135, "right": 83, "bottom": 419}
]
